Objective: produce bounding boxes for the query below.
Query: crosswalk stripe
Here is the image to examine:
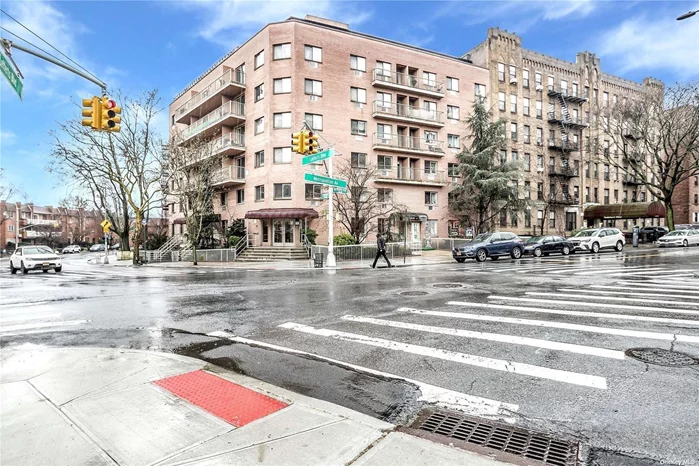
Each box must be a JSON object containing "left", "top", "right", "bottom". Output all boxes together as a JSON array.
[
  {"left": 341, "top": 315, "right": 624, "bottom": 359},
  {"left": 524, "top": 292, "right": 699, "bottom": 307},
  {"left": 0, "top": 313, "right": 62, "bottom": 323},
  {"left": 208, "top": 330, "right": 520, "bottom": 418},
  {"left": 488, "top": 295, "right": 699, "bottom": 316},
  {"left": 409, "top": 307, "right": 699, "bottom": 343},
  {"left": 569, "top": 267, "right": 666, "bottom": 276},
  {"left": 558, "top": 288, "right": 699, "bottom": 300},
  {"left": 608, "top": 269, "right": 695, "bottom": 276},
  {"left": 0, "top": 301, "right": 51, "bottom": 308},
  {"left": 612, "top": 282, "right": 699, "bottom": 292},
  {"left": 444, "top": 301, "right": 699, "bottom": 326},
  {"left": 278, "top": 322, "right": 608, "bottom": 389},
  {"left": 0, "top": 319, "right": 89, "bottom": 333}
]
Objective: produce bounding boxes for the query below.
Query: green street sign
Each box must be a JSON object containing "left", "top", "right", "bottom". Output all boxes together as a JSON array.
[
  {"left": 302, "top": 148, "right": 335, "bottom": 166},
  {"left": 321, "top": 193, "right": 329, "bottom": 200},
  {"left": 304, "top": 173, "right": 347, "bottom": 189},
  {"left": 0, "top": 52, "right": 23, "bottom": 100}
]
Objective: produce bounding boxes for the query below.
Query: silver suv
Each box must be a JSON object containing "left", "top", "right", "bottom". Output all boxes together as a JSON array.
[{"left": 570, "top": 228, "right": 625, "bottom": 253}]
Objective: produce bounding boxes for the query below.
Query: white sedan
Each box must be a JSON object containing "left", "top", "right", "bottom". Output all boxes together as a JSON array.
[
  {"left": 9, "top": 246, "right": 63, "bottom": 274},
  {"left": 657, "top": 230, "right": 699, "bottom": 248}
]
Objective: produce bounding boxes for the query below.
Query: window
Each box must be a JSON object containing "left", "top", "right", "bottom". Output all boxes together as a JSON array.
[
  {"left": 273, "top": 77, "right": 291, "bottom": 94},
  {"left": 537, "top": 155, "right": 543, "bottom": 169},
  {"left": 273, "top": 43, "right": 291, "bottom": 60},
  {"left": 350, "top": 55, "right": 366, "bottom": 72},
  {"left": 377, "top": 124, "right": 392, "bottom": 138},
  {"left": 305, "top": 184, "right": 322, "bottom": 200},
  {"left": 475, "top": 83, "right": 486, "bottom": 99},
  {"left": 586, "top": 187, "right": 590, "bottom": 202},
  {"left": 603, "top": 91, "right": 609, "bottom": 106},
  {"left": 537, "top": 210, "right": 544, "bottom": 228},
  {"left": 548, "top": 76, "right": 554, "bottom": 91},
  {"left": 498, "top": 63, "right": 505, "bottom": 81},
  {"left": 254, "top": 50, "right": 264, "bottom": 69},
  {"left": 500, "top": 210, "right": 507, "bottom": 227},
  {"left": 535, "top": 72, "right": 542, "bottom": 88},
  {"left": 376, "top": 91, "right": 392, "bottom": 106},
  {"left": 375, "top": 61, "right": 391, "bottom": 78},
  {"left": 304, "top": 79, "right": 322, "bottom": 96},
  {"left": 351, "top": 152, "right": 367, "bottom": 168},
  {"left": 522, "top": 69, "right": 529, "bottom": 88},
  {"left": 511, "top": 150, "right": 519, "bottom": 162},
  {"left": 273, "top": 112, "right": 291, "bottom": 129},
  {"left": 566, "top": 212, "right": 576, "bottom": 231},
  {"left": 448, "top": 134, "right": 460, "bottom": 149},
  {"left": 536, "top": 100, "right": 542, "bottom": 118},
  {"left": 640, "top": 191, "right": 647, "bottom": 202},
  {"left": 572, "top": 83, "right": 579, "bottom": 97},
  {"left": 499, "top": 150, "right": 507, "bottom": 165},
  {"left": 425, "top": 191, "right": 437, "bottom": 206},
  {"left": 510, "top": 122, "right": 517, "bottom": 141},
  {"left": 524, "top": 153, "right": 531, "bottom": 171},
  {"left": 509, "top": 65, "right": 516, "bottom": 82},
  {"left": 422, "top": 71, "right": 436, "bottom": 88},
  {"left": 593, "top": 88, "right": 598, "bottom": 102},
  {"left": 8, "top": 224, "right": 14, "bottom": 232},
  {"left": 537, "top": 182, "right": 544, "bottom": 200},
  {"left": 594, "top": 188, "right": 599, "bottom": 202},
  {"left": 254, "top": 150, "right": 264, "bottom": 168},
  {"left": 237, "top": 189, "right": 245, "bottom": 204},
  {"left": 525, "top": 211, "right": 531, "bottom": 228},
  {"left": 273, "top": 147, "right": 292, "bottom": 164},
  {"left": 510, "top": 94, "right": 517, "bottom": 113},
  {"left": 351, "top": 119, "right": 367, "bottom": 136},
  {"left": 695, "top": 176, "right": 698, "bottom": 186},
  {"left": 447, "top": 163, "right": 459, "bottom": 177},
  {"left": 536, "top": 127, "right": 543, "bottom": 144},
  {"left": 305, "top": 113, "right": 323, "bottom": 131},
  {"left": 255, "top": 185, "right": 265, "bottom": 201},
  {"left": 254, "top": 83, "right": 264, "bottom": 102},
  {"left": 273, "top": 183, "right": 292, "bottom": 200},
  {"left": 377, "top": 188, "right": 393, "bottom": 204},
  {"left": 524, "top": 181, "right": 531, "bottom": 199},
  {"left": 220, "top": 192, "right": 226, "bottom": 206},
  {"left": 549, "top": 211, "right": 556, "bottom": 228},
  {"left": 613, "top": 94, "right": 617, "bottom": 105},
  {"left": 424, "top": 160, "right": 437, "bottom": 174},
  {"left": 425, "top": 131, "right": 437, "bottom": 143},
  {"left": 254, "top": 116, "right": 264, "bottom": 134},
  {"left": 523, "top": 125, "right": 530, "bottom": 144},
  {"left": 447, "top": 77, "right": 459, "bottom": 91},
  {"left": 523, "top": 97, "right": 530, "bottom": 116},
  {"left": 378, "top": 155, "right": 392, "bottom": 169},
  {"left": 304, "top": 45, "right": 322, "bottom": 63},
  {"left": 350, "top": 87, "right": 366, "bottom": 103},
  {"left": 614, "top": 189, "right": 619, "bottom": 203},
  {"left": 447, "top": 105, "right": 460, "bottom": 120},
  {"left": 561, "top": 80, "right": 568, "bottom": 94},
  {"left": 604, "top": 189, "right": 610, "bottom": 204},
  {"left": 498, "top": 92, "right": 506, "bottom": 111}
]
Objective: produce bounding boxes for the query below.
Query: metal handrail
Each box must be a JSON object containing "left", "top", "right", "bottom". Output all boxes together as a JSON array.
[
  {"left": 233, "top": 233, "right": 249, "bottom": 259},
  {"left": 176, "top": 69, "right": 246, "bottom": 117},
  {"left": 301, "top": 234, "right": 312, "bottom": 258},
  {"left": 372, "top": 69, "right": 444, "bottom": 93},
  {"left": 372, "top": 101, "right": 444, "bottom": 123}
]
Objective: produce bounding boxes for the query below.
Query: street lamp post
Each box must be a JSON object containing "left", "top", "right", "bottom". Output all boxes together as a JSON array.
[{"left": 677, "top": 9, "right": 698, "bottom": 20}]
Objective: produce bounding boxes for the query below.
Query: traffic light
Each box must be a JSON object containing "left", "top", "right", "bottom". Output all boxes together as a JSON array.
[
  {"left": 307, "top": 131, "right": 320, "bottom": 154},
  {"left": 291, "top": 131, "right": 305, "bottom": 154},
  {"left": 101, "top": 98, "right": 121, "bottom": 132},
  {"left": 81, "top": 97, "right": 100, "bottom": 130}
]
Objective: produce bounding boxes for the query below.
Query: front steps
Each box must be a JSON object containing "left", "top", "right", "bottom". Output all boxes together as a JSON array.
[{"left": 236, "top": 247, "right": 310, "bottom": 262}]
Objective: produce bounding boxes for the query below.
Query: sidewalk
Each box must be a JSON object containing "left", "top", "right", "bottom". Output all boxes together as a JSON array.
[{"left": 0, "top": 347, "right": 514, "bottom": 466}]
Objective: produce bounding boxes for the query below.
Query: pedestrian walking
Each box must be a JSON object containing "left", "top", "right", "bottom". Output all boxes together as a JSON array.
[{"left": 371, "top": 233, "right": 393, "bottom": 268}]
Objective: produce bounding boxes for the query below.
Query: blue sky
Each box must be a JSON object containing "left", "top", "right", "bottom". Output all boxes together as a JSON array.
[{"left": 2, "top": 0, "right": 698, "bottom": 206}]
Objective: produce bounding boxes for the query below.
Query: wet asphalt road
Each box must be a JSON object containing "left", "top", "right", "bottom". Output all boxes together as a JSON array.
[{"left": 1, "top": 248, "right": 699, "bottom": 466}]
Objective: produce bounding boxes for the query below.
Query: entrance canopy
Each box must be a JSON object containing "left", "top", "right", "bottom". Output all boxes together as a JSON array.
[
  {"left": 583, "top": 201, "right": 666, "bottom": 220},
  {"left": 391, "top": 212, "right": 428, "bottom": 222},
  {"left": 245, "top": 208, "right": 319, "bottom": 219}
]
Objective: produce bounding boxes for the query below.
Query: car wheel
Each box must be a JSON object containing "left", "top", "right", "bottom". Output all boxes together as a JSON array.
[
  {"left": 10, "top": 263, "right": 16, "bottom": 275},
  {"left": 21, "top": 262, "right": 28, "bottom": 275},
  {"left": 490, "top": 256, "right": 499, "bottom": 261},
  {"left": 533, "top": 247, "right": 542, "bottom": 257},
  {"left": 615, "top": 241, "right": 624, "bottom": 252},
  {"left": 562, "top": 246, "right": 570, "bottom": 255},
  {"left": 511, "top": 247, "right": 522, "bottom": 259},
  {"left": 55, "top": 266, "right": 62, "bottom": 273},
  {"left": 683, "top": 239, "right": 689, "bottom": 248},
  {"left": 475, "top": 249, "right": 487, "bottom": 262},
  {"left": 591, "top": 242, "right": 600, "bottom": 253}
]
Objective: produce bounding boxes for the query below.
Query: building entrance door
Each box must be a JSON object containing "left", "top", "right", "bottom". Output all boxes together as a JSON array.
[
  {"left": 272, "top": 220, "right": 295, "bottom": 246},
  {"left": 410, "top": 222, "right": 421, "bottom": 243}
]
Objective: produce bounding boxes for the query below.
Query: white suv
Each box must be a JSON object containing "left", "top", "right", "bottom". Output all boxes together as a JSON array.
[{"left": 571, "top": 228, "right": 625, "bottom": 253}]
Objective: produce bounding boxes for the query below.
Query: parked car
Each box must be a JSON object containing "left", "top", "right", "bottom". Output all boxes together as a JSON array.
[
  {"left": 657, "top": 229, "right": 699, "bottom": 248},
  {"left": 62, "top": 245, "right": 81, "bottom": 254},
  {"left": 524, "top": 235, "right": 574, "bottom": 257},
  {"left": 9, "top": 246, "right": 62, "bottom": 274},
  {"left": 452, "top": 232, "right": 525, "bottom": 262},
  {"left": 110, "top": 243, "right": 120, "bottom": 250},
  {"left": 639, "top": 226, "right": 669, "bottom": 243},
  {"left": 570, "top": 228, "right": 625, "bottom": 253},
  {"left": 89, "top": 244, "right": 106, "bottom": 252}
]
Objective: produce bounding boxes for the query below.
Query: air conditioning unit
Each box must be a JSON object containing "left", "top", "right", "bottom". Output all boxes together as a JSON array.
[
  {"left": 309, "top": 95, "right": 318, "bottom": 101},
  {"left": 536, "top": 84, "right": 543, "bottom": 91},
  {"left": 450, "top": 176, "right": 459, "bottom": 182},
  {"left": 354, "top": 70, "right": 362, "bottom": 76},
  {"left": 311, "top": 201, "right": 319, "bottom": 207},
  {"left": 379, "top": 138, "right": 390, "bottom": 144},
  {"left": 510, "top": 78, "right": 518, "bottom": 84},
  {"left": 354, "top": 102, "right": 363, "bottom": 109},
  {"left": 379, "top": 169, "right": 390, "bottom": 176},
  {"left": 537, "top": 141, "right": 543, "bottom": 146},
  {"left": 308, "top": 62, "right": 318, "bottom": 68},
  {"left": 379, "top": 203, "right": 389, "bottom": 209},
  {"left": 537, "top": 167, "right": 544, "bottom": 172},
  {"left": 428, "top": 205, "right": 436, "bottom": 211}
]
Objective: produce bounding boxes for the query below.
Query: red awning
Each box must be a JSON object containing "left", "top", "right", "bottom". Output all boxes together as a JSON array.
[
  {"left": 583, "top": 201, "right": 666, "bottom": 220},
  {"left": 245, "top": 208, "right": 319, "bottom": 220}
]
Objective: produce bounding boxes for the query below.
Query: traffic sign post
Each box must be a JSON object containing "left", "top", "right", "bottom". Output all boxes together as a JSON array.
[
  {"left": 302, "top": 148, "right": 335, "bottom": 166},
  {"left": 100, "top": 220, "right": 112, "bottom": 264}
]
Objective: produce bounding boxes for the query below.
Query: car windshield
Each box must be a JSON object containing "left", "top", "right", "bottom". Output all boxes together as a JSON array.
[
  {"left": 471, "top": 233, "right": 492, "bottom": 243},
  {"left": 665, "top": 231, "right": 685, "bottom": 237},
  {"left": 574, "top": 230, "right": 597, "bottom": 237},
  {"left": 527, "top": 236, "right": 544, "bottom": 244},
  {"left": 24, "top": 247, "right": 53, "bottom": 255}
]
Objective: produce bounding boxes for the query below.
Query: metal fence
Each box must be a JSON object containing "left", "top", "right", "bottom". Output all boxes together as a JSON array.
[
  {"left": 423, "top": 238, "right": 473, "bottom": 251},
  {"left": 310, "top": 242, "right": 421, "bottom": 263}
]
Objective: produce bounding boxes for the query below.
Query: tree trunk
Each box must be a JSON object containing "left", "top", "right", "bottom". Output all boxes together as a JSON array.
[
  {"left": 665, "top": 201, "right": 675, "bottom": 231},
  {"left": 132, "top": 219, "right": 141, "bottom": 265},
  {"left": 192, "top": 243, "right": 198, "bottom": 266},
  {"left": 119, "top": 231, "right": 130, "bottom": 252}
]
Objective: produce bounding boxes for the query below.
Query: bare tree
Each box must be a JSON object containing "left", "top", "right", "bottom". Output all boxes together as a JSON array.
[
  {"left": 167, "top": 130, "right": 221, "bottom": 265},
  {"left": 332, "top": 160, "right": 403, "bottom": 244},
  {"left": 597, "top": 82, "right": 699, "bottom": 230},
  {"left": 59, "top": 195, "right": 90, "bottom": 244},
  {"left": 0, "top": 170, "right": 18, "bottom": 231},
  {"left": 49, "top": 90, "right": 166, "bottom": 263}
]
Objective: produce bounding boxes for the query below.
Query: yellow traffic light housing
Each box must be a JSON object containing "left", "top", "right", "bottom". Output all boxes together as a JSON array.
[
  {"left": 291, "top": 131, "right": 305, "bottom": 154},
  {"left": 81, "top": 97, "right": 100, "bottom": 129},
  {"left": 307, "top": 131, "right": 319, "bottom": 154},
  {"left": 101, "top": 98, "right": 121, "bottom": 132}
]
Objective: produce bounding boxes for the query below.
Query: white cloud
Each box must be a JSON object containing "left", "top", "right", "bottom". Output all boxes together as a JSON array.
[
  {"left": 0, "top": 131, "right": 17, "bottom": 145},
  {"left": 597, "top": 6, "right": 699, "bottom": 78}
]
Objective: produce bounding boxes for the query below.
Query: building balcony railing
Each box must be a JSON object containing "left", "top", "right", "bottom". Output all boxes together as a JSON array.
[
  {"left": 211, "top": 131, "right": 245, "bottom": 157},
  {"left": 547, "top": 112, "right": 589, "bottom": 127},
  {"left": 549, "top": 194, "right": 579, "bottom": 205},
  {"left": 547, "top": 85, "right": 589, "bottom": 103},
  {"left": 622, "top": 175, "right": 643, "bottom": 185},
  {"left": 373, "top": 133, "right": 445, "bottom": 156},
  {"left": 372, "top": 69, "right": 444, "bottom": 98},
  {"left": 374, "top": 167, "right": 448, "bottom": 186},
  {"left": 27, "top": 218, "right": 59, "bottom": 226},
  {"left": 212, "top": 165, "right": 246, "bottom": 188},
  {"left": 181, "top": 101, "right": 245, "bottom": 141},
  {"left": 548, "top": 166, "right": 579, "bottom": 178},
  {"left": 23, "top": 230, "right": 63, "bottom": 238},
  {"left": 548, "top": 138, "right": 580, "bottom": 152},
  {"left": 175, "top": 69, "right": 246, "bottom": 123},
  {"left": 372, "top": 101, "right": 444, "bottom": 126}
]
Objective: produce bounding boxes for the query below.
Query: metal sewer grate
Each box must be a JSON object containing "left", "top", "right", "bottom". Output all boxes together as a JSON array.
[
  {"left": 625, "top": 348, "right": 698, "bottom": 367},
  {"left": 413, "top": 410, "right": 578, "bottom": 466},
  {"left": 432, "top": 283, "right": 463, "bottom": 289},
  {"left": 400, "top": 291, "right": 429, "bottom": 296}
]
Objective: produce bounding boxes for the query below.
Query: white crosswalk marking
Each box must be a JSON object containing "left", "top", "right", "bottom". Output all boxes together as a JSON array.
[
  {"left": 524, "top": 291, "right": 699, "bottom": 306},
  {"left": 488, "top": 295, "right": 699, "bottom": 316},
  {"left": 559, "top": 288, "right": 699, "bottom": 300},
  {"left": 611, "top": 281, "right": 699, "bottom": 292}
]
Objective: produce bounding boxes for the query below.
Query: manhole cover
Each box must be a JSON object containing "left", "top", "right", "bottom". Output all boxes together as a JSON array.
[
  {"left": 400, "top": 291, "right": 428, "bottom": 296},
  {"left": 625, "top": 348, "right": 698, "bottom": 366},
  {"left": 432, "top": 283, "right": 463, "bottom": 289}
]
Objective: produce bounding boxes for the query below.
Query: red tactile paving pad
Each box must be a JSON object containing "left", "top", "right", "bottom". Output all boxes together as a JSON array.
[{"left": 153, "top": 370, "right": 288, "bottom": 427}]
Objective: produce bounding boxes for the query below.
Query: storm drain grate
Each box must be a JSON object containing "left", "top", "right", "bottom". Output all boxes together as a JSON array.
[
  {"left": 400, "top": 291, "right": 429, "bottom": 296},
  {"left": 625, "top": 348, "right": 698, "bottom": 367},
  {"left": 412, "top": 410, "right": 578, "bottom": 466},
  {"left": 432, "top": 283, "right": 463, "bottom": 289}
]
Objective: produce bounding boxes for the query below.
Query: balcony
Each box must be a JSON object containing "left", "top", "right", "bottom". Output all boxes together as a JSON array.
[
  {"left": 26, "top": 218, "right": 59, "bottom": 226},
  {"left": 548, "top": 138, "right": 579, "bottom": 152},
  {"left": 373, "top": 133, "right": 445, "bottom": 156},
  {"left": 622, "top": 175, "right": 643, "bottom": 186},
  {"left": 372, "top": 101, "right": 444, "bottom": 127},
  {"left": 211, "top": 132, "right": 245, "bottom": 157},
  {"left": 549, "top": 194, "right": 579, "bottom": 205},
  {"left": 175, "top": 69, "right": 246, "bottom": 123},
  {"left": 547, "top": 85, "right": 588, "bottom": 103},
  {"left": 23, "top": 230, "right": 62, "bottom": 238},
  {"left": 374, "top": 167, "right": 448, "bottom": 187},
  {"left": 548, "top": 166, "right": 579, "bottom": 178},
  {"left": 547, "top": 112, "right": 589, "bottom": 128},
  {"left": 372, "top": 69, "right": 444, "bottom": 98},
  {"left": 181, "top": 101, "right": 245, "bottom": 141},
  {"left": 212, "top": 165, "right": 246, "bottom": 188}
]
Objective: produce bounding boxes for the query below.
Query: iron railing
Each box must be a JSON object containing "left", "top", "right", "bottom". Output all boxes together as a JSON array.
[
  {"left": 373, "top": 133, "right": 445, "bottom": 153},
  {"left": 372, "top": 69, "right": 444, "bottom": 94},
  {"left": 375, "top": 167, "right": 448, "bottom": 184},
  {"left": 175, "top": 69, "right": 246, "bottom": 118},
  {"left": 182, "top": 100, "right": 245, "bottom": 140},
  {"left": 372, "top": 101, "right": 444, "bottom": 124}
]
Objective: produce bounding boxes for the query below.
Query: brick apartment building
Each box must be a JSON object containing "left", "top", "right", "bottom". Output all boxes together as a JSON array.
[
  {"left": 168, "top": 15, "right": 489, "bottom": 247},
  {"left": 465, "top": 28, "right": 666, "bottom": 236},
  {"left": 672, "top": 173, "right": 699, "bottom": 225}
]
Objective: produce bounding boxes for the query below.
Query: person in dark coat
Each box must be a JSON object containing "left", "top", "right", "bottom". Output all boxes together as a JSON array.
[{"left": 371, "top": 233, "right": 393, "bottom": 268}]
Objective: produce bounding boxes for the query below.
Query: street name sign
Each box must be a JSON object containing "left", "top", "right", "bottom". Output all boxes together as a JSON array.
[
  {"left": 0, "top": 52, "right": 23, "bottom": 100},
  {"left": 304, "top": 173, "right": 347, "bottom": 189},
  {"left": 302, "top": 148, "right": 334, "bottom": 165}
]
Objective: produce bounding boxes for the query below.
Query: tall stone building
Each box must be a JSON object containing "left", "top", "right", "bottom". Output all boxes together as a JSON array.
[{"left": 465, "top": 28, "right": 665, "bottom": 235}]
